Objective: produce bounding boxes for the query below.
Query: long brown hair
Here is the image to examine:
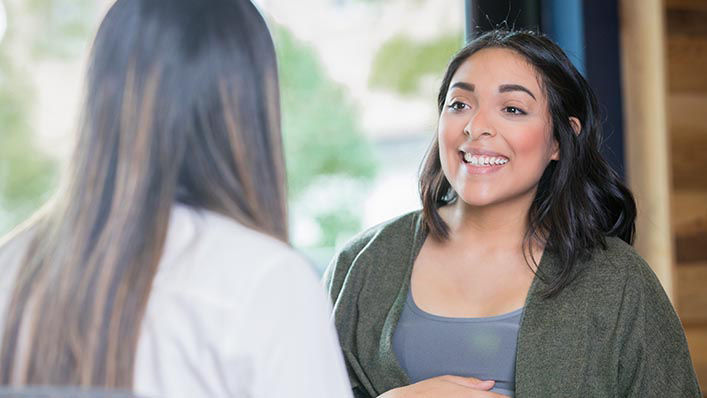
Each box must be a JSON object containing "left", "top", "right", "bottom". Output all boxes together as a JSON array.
[{"left": 0, "top": 0, "right": 287, "bottom": 387}]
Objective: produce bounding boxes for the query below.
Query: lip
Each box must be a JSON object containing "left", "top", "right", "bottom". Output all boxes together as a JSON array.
[
  {"left": 457, "top": 150, "right": 509, "bottom": 175},
  {"left": 458, "top": 146, "right": 508, "bottom": 158}
]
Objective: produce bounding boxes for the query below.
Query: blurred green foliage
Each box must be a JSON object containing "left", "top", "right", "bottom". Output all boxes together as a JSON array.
[
  {"left": 315, "top": 208, "right": 361, "bottom": 248},
  {"left": 1, "top": 5, "right": 377, "bottom": 247},
  {"left": 27, "top": 0, "right": 95, "bottom": 59},
  {"left": 0, "top": 0, "right": 64, "bottom": 234},
  {"left": 0, "top": 57, "right": 57, "bottom": 228},
  {"left": 0, "top": 0, "right": 95, "bottom": 234},
  {"left": 369, "top": 32, "right": 463, "bottom": 96},
  {"left": 273, "top": 25, "right": 376, "bottom": 198},
  {"left": 273, "top": 25, "right": 377, "bottom": 247}
]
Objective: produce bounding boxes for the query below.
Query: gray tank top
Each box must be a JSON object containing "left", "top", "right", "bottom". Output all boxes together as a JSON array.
[{"left": 392, "top": 290, "right": 523, "bottom": 397}]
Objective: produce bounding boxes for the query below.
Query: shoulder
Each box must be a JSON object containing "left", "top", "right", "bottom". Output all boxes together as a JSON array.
[
  {"left": 578, "top": 237, "right": 662, "bottom": 292},
  {"left": 591, "top": 241, "right": 700, "bottom": 395},
  {"left": 0, "top": 224, "right": 37, "bottom": 289},
  {"left": 170, "top": 203, "right": 297, "bottom": 264},
  {"left": 155, "top": 205, "right": 315, "bottom": 304},
  {"left": 0, "top": 223, "right": 39, "bottom": 328},
  {"left": 323, "top": 210, "right": 421, "bottom": 300},
  {"left": 0, "top": 222, "right": 36, "bottom": 261},
  {"left": 597, "top": 237, "right": 648, "bottom": 273},
  {"left": 535, "top": 237, "right": 670, "bottom": 318},
  {"left": 324, "top": 210, "right": 420, "bottom": 272},
  {"left": 549, "top": 237, "right": 673, "bottom": 321},
  {"left": 533, "top": 237, "right": 682, "bottom": 344},
  {"left": 598, "top": 238, "right": 676, "bottom": 316},
  {"left": 179, "top": 204, "right": 294, "bottom": 261},
  {"left": 332, "top": 210, "right": 421, "bottom": 265}
]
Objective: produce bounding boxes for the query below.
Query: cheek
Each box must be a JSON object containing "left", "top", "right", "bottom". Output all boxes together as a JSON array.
[
  {"left": 437, "top": 117, "right": 460, "bottom": 175},
  {"left": 511, "top": 124, "right": 555, "bottom": 161},
  {"left": 438, "top": 128, "right": 452, "bottom": 155}
]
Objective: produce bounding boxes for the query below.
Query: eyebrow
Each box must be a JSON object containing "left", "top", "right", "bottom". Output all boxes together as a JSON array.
[
  {"left": 449, "top": 82, "right": 537, "bottom": 101},
  {"left": 449, "top": 82, "right": 475, "bottom": 92},
  {"left": 499, "top": 84, "right": 536, "bottom": 101}
]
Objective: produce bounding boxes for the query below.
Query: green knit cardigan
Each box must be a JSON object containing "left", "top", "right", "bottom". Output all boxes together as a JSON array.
[{"left": 323, "top": 211, "right": 702, "bottom": 397}]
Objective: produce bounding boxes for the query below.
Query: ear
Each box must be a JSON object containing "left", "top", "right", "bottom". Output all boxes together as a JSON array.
[
  {"left": 552, "top": 117, "right": 581, "bottom": 161},
  {"left": 569, "top": 116, "right": 582, "bottom": 135},
  {"left": 550, "top": 137, "right": 560, "bottom": 161}
]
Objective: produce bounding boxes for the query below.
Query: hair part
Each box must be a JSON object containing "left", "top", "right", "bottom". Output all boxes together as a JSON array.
[{"left": 419, "top": 29, "right": 636, "bottom": 297}]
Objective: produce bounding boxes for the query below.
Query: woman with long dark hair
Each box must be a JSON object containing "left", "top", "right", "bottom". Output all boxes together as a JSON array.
[
  {"left": 325, "top": 30, "right": 701, "bottom": 397},
  {"left": 0, "top": 1, "right": 351, "bottom": 397}
]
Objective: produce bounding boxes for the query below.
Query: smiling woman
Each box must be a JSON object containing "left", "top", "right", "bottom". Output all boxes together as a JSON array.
[
  {"left": 325, "top": 30, "right": 702, "bottom": 398},
  {"left": 437, "top": 48, "right": 559, "bottom": 211}
]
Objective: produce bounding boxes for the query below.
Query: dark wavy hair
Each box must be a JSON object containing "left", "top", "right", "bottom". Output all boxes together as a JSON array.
[{"left": 419, "top": 30, "right": 636, "bottom": 297}]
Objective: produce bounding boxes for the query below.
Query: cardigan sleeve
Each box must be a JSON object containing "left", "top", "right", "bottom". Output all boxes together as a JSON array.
[
  {"left": 616, "top": 255, "right": 702, "bottom": 397},
  {"left": 322, "top": 247, "right": 350, "bottom": 306},
  {"left": 323, "top": 240, "right": 375, "bottom": 398}
]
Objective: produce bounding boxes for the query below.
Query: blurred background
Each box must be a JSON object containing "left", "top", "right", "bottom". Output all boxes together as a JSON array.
[
  {"left": 0, "top": 0, "right": 464, "bottom": 268},
  {"left": 0, "top": 0, "right": 705, "bottom": 392}
]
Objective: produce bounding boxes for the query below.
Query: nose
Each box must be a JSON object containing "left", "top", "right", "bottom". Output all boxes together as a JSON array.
[{"left": 464, "top": 107, "right": 496, "bottom": 139}]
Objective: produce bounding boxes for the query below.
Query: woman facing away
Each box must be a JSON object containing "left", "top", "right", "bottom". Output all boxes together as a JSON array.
[
  {"left": 0, "top": 0, "right": 352, "bottom": 397},
  {"left": 325, "top": 30, "right": 702, "bottom": 398}
]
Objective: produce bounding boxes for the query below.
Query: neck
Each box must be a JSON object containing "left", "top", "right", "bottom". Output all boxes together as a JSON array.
[{"left": 441, "top": 193, "right": 536, "bottom": 253}]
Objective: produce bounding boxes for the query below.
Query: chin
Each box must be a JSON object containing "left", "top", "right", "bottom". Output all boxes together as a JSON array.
[
  {"left": 455, "top": 183, "right": 538, "bottom": 210},
  {"left": 455, "top": 192, "right": 500, "bottom": 207}
]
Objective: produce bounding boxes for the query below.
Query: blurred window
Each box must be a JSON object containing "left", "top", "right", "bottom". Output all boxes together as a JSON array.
[
  {"left": 258, "top": 0, "right": 464, "bottom": 270},
  {"left": 0, "top": 0, "right": 464, "bottom": 273}
]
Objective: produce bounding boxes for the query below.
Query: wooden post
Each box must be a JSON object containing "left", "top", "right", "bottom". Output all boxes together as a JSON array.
[{"left": 619, "top": 0, "right": 674, "bottom": 300}]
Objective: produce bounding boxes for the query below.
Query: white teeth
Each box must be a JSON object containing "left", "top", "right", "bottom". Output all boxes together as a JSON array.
[{"left": 461, "top": 152, "right": 509, "bottom": 166}]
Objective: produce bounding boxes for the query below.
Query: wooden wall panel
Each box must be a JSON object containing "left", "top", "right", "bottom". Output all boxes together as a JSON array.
[
  {"left": 676, "top": 229, "right": 707, "bottom": 264},
  {"left": 672, "top": 191, "right": 707, "bottom": 227},
  {"left": 666, "top": 8, "right": 707, "bottom": 36},
  {"left": 677, "top": 264, "right": 707, "bottom": 325},
  {"left": 686, "top": 327, "right": 707, "bottom": 393},
  {"left": 669, "top": 94, "right": 707, "bottom": 192},
  {"left": 665, "top": 0, "right": 706, "bottom": 394},
  {"left": 672, "top": 191, "right": 707, "bottom": 263},
  {"left": 668, "top": 95, "right": 707, "bottom": 132},
  {"left": 668, "top": 36, "right": 707, "bottom": 93},
  {"left": 666, "top": 0, "right": 707, "bottom": 12},
  {"left": 670, "top": 128, "right": 707, "bottom": 191}
]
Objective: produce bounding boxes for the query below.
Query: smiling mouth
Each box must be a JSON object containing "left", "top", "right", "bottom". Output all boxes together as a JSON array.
[{"left": 459, "top": 151, "right": 509, "bottom": 166}]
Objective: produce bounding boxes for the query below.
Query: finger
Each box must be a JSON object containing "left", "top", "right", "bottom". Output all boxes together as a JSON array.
[
  {"left": 468, "top": 379, "right": 495, "bottom": 391},
  {"left": 441, "top": 375, "right": 496, "bottom": 390}
]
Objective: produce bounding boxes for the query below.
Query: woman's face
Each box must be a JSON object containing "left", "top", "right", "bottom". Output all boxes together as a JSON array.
[{"left": 438, "top": 48, "right": 558, "bottom": 209}]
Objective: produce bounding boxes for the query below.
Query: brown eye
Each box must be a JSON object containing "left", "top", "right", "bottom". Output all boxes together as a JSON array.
[
  {"left": 503, "top": 106, "right": 526, "bottom": 115},
  {"left": 448, "top": 101, "right": 468, "bottom": 112}
]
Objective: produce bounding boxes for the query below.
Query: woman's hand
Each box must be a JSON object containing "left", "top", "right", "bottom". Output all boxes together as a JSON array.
[{"left": 378, "top": 375, "right": 507, "bottom": 397}]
